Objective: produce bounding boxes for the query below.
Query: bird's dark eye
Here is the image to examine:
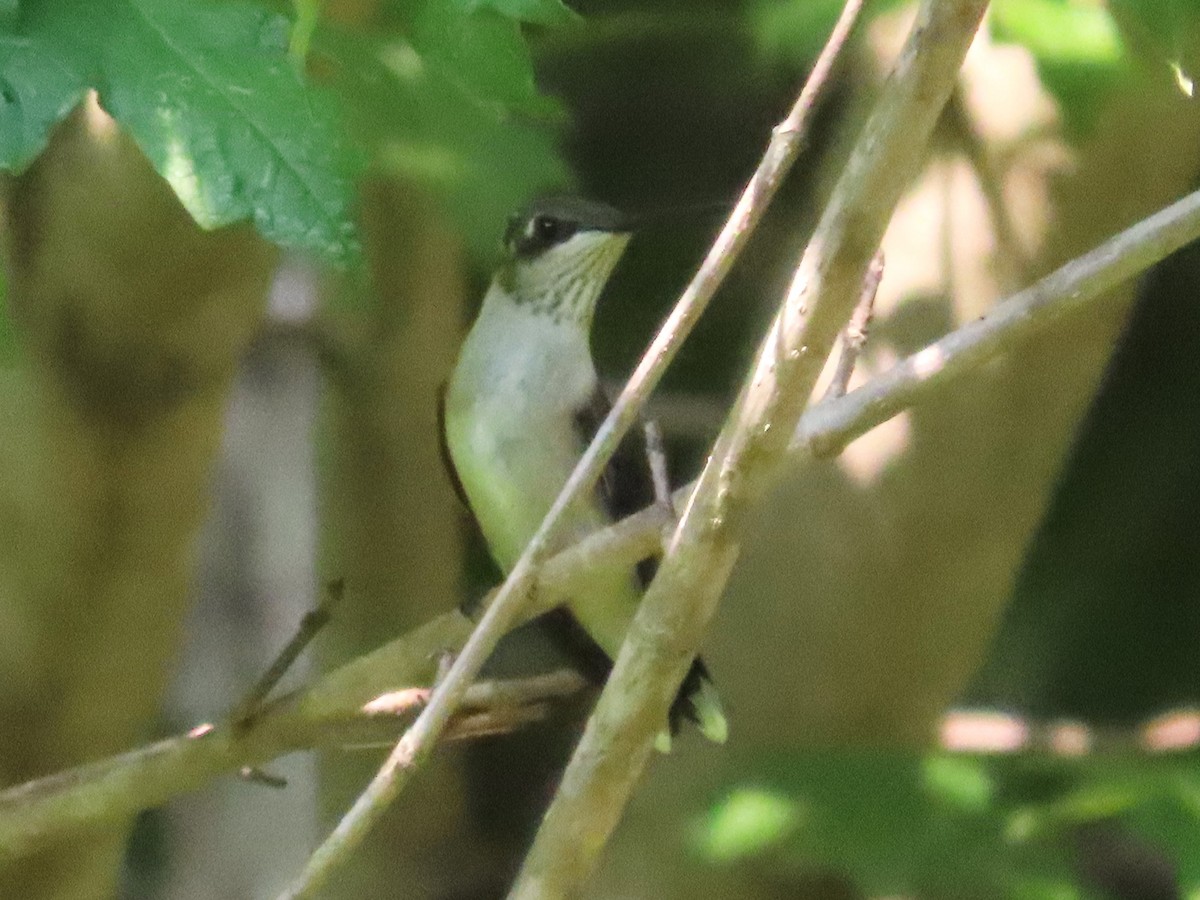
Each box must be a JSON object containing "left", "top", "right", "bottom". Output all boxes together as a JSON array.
[
  {"left": 507, "top": 213, "right": 578, "bottom": 258},
  {"left": 526, "top": 214, "right": 577, "bottom": 248},
  {"left": 531, "top": 215, "right": 560, "bottom": 242}
]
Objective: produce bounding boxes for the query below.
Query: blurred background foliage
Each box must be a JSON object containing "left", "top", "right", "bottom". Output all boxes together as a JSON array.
[{"left": 2, "top": 0, "right": 1200, "bottom": 897}]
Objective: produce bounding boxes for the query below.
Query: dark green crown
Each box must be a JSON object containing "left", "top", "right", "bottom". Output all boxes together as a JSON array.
[{"left": 505, "top": 196, "right": 632, "bottom": 260}]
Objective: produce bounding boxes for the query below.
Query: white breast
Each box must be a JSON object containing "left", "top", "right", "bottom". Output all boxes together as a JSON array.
[{"left": 444, "top": 284, "right": 602, "bottom": 568}]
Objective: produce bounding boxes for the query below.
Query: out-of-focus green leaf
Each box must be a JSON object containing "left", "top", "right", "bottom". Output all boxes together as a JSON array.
[
  {"left": 388, "top": 0, "right": 560, "bottom": 117},
  {"left": 690, "top": 787, "right": 800, "bottom": 861},
  {"left": 922, "top": 754, "right": 995, "bottom": 814},
  {"left": 990, "top": 0, "right": 1128, "bottom": 135},
  {"left": 462, "top": 0, "right": 580, "bottom": 28},
  {"left": 1124, "top": 780, "right": 1200, "bottom": 892},
  {"left": 1008, "top": 877, "right": 1080, "bottom": 900},
  {"left": 0, "top": 0, "right": 362, "bottom": 265},
  {"left": 703, "top": 750, "right": 1200, "bottom": 897},
  {"left": 289, "top": 0, "right": 323, "bottom": 68},
  {"left": 993, "top": 0, "right": 1124, "bottom": 64},
  {"left": 712, "top": 752, "right": 1007, "bottom": 894},
  {"left": 1006, "top": 783, "right": 1144, "bottom": 843},
  {"left": 1109, "top": 0, "right": 1200, "bottom": 99},
  {"left": 747, "top": 0, "right": 843, "bottom": 65},
  {"left": 318, "top": 24, "right": 567, "bottom": 260},
  {"left": 746, "top": 0, "right": 901, "bottom": 65}
]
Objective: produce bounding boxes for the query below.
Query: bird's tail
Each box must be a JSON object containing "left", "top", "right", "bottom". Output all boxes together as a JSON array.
[{"left": 657, "top": 659, "right": 728, "bottom": 752}]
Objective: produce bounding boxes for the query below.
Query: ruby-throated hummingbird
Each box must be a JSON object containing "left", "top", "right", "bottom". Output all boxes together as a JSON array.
[{"left": 441, "top": 196, "right": 727, "bottom": 749}]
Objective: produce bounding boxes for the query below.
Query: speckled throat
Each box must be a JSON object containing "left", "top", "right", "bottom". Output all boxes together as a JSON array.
[{"left": 500, "top": 231, "right": 631, "bottom": 327}]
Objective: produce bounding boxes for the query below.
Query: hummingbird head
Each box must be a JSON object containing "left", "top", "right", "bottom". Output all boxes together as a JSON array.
[{"left": 498, "top": 196, "right": 633, "bottom": 326}]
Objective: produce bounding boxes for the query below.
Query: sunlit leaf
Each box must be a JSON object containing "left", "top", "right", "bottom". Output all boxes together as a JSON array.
[
  {"left": 705, "top": 750, "right": 1200, "bottom": 896},
  {"left": 0, "top": 0, "right": 362, "bottom": 265},
  {"left": 691, "top": 787, "right": 799, "bottom": 861},
  {"left": 922, "top": 755, "right": 994, "bottom": 814},
  {"left": 991, "top": 0, "right": 1129, "bottom": 135},
  {"left": 1109, "top": 0, "right": 1200, "bottom": 99},
  {"left": 993, "top": 0, "right": 1124, "bottom": 64}
]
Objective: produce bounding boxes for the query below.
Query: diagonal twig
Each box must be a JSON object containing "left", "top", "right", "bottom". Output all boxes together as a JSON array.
[
  {"left": 231, "top": 579, "right": 345, "bottom": 727},
  {"left": 510, "top": 0, "right": 991, "bottom": 894},
  {"left": 825, "top": 250, "right": 884, "bottom": 400},
  {"left": 795, "top": 188, "right": 1200, "bottom": 460}
]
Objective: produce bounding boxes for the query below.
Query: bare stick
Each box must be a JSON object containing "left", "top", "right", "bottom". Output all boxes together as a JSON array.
[
  {"left": 511, "top": 0, "right": 989, "bottom": 894},
  {"left": 238, "top": 767, "right": 290, "bottom": 789},
  {"left": 231, "top": 579, "right": 344, "bottom": 726},
  {"left": 5, "top": 183, "right": 1200, "bottom": 865},
  {"left": 825, "top": 251, "right": 883, "bottom": 400},
  {"left": 642, "top": 421, "right": 673, "bottom": 513},
  {"left": 642, "top": 419, "right": 678, "bottom": 551},
  {"left": 277, "top": 644, "right": 465, "bottom": 899},
  {"left": 276, "top": 665, "right": 583, "bottom": 900},
  {"left": 341, "top": 670, "right": 591, "bottom": 747},
  {"left": 796, "top": 186, "right": 1200, "bottom": 460}
]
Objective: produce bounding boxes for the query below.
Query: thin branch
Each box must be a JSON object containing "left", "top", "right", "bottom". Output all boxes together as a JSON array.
[
  {"left": 277, "top": 667, "right": 589, "bottom": 900},
  {"left": 239, "top": 767, "right": 290, "bottom": 789},
  {"left": 279, "top": 0, "right": 863, "bottom": 892},
  {"left": 796, "top": 185, "right": 1200, "bottom": 460},
  {"left": 317, "top": 670, "right": 591, "bottom": 750},
  {"left": 510, "top": 0, "right": 990, "bottom": 894},
  {"left": 4, "top": 182, "right": 1200, "bottom": 862},
  {"left": 0, "top": 647, "right": 585, "bottom": 859},
  {"left": 642, "top": 419, "right": 674, "bottom": 516},
  {"left": 824, "top": 250, "right": 883, "bottom": 400},
  {"left": 0, "top": 615, "right": 460, "bottom": 861},
  {"left": 642, "top": 419, "right": 678, "bottom": 552},
  {"left": 230, "top": 579, "right": 344, "bottom": 726}
]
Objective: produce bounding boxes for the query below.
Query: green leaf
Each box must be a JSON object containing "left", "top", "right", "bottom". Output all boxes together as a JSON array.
[
  {"left": 990, "top": 0, "right": 1128, "bottom": 135},
  {"left": 0, "top": 30, "right": 88, "bottom": 171},
  {"left": 317, "top": 24, "right": 567, "bottom": 259},
  {"left": 1109, "top": 0, "right": 1200, "bottom": 98},
  {"left": 461, "top": 0, "right": 580, "bottom": 27},
  {"left": 747, "top": 0, "right": 908, "bottom": 65},
  {"left": 709, "top": 749, "right": 1200, "bottom": 896},
  {"left": 922, "top": 754, "right": 995, "bottom": 814},
  {"left": 1006, "top": 784, "right": 1144, "bottom": 844},
  {"left": 405, "top": 0, "right": 559, "bottom": 116},
  {"left": 993, "top": 0, "right": 1124, "bottom": 64},
  {"left": 690, "top": 787, "right": 800, "bottom": 861},
  {"left": 2, "top": 0, "right": 362, "bottom": 265},
  {"left": 289, "top": 0, "right": 323, "bottom": 68},
  {"left": 102, "top": 0, "right": 360, "bottom": 264}
]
